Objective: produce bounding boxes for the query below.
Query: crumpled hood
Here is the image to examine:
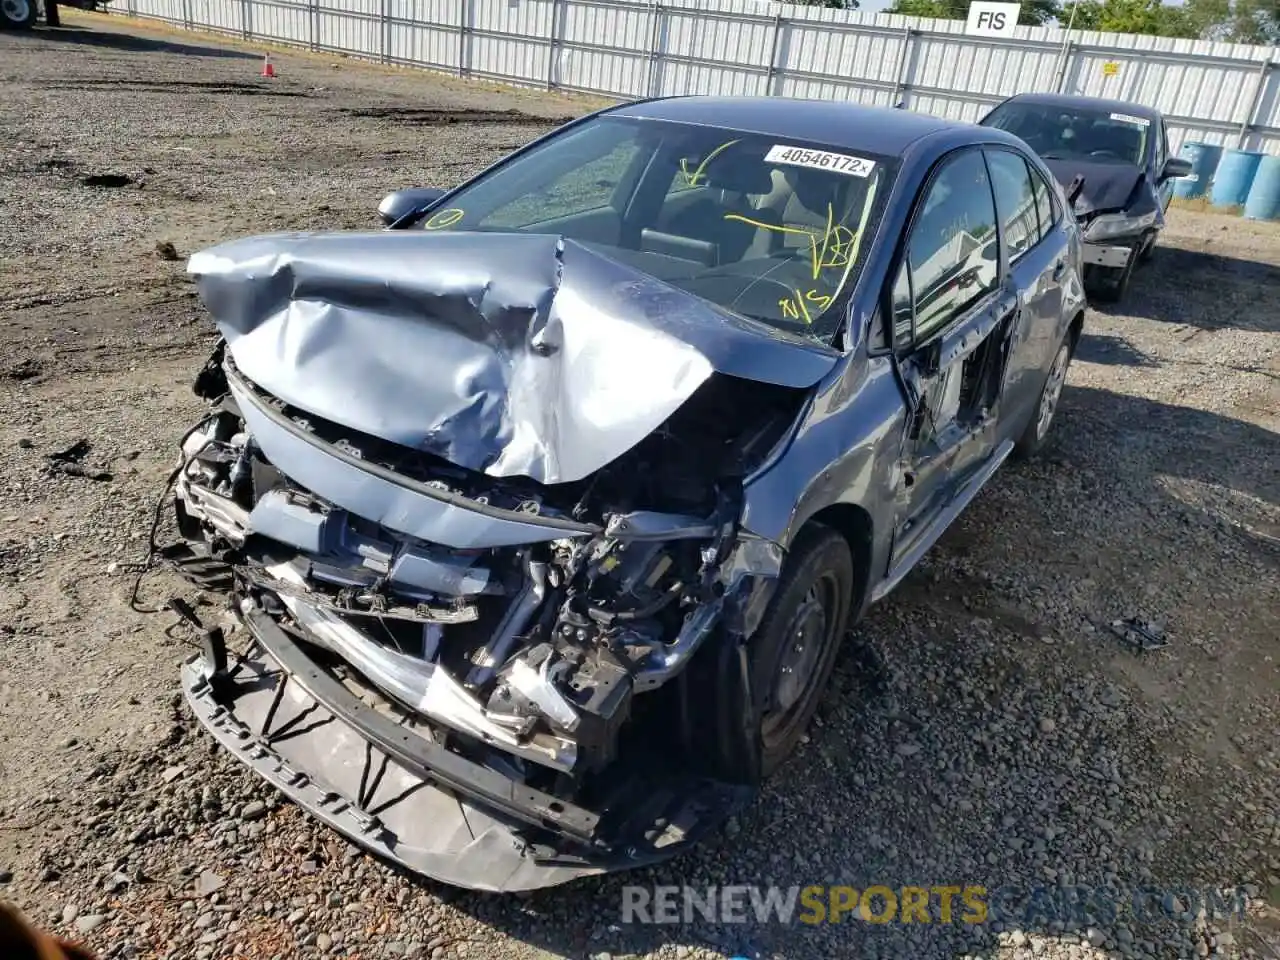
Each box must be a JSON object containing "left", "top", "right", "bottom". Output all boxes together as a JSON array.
[
  {"left": 1042, "top": 158, "right": 1143, "bottom": 215},
  {"left": 187, "top": 230, "right": 837, "bottom": 485}
]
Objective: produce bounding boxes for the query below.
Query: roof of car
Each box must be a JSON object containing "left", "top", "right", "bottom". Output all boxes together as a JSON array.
[
  {"left": 996, "top": 92, "right": 1162, "bottom": 120},
  {"left": 608, "top": 96, "right": 976, "bottom": 157}
]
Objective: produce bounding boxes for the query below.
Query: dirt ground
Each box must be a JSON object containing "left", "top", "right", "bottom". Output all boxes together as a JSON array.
[{"left": 0, "top": 14, "right": 1278, "bottom": 960}]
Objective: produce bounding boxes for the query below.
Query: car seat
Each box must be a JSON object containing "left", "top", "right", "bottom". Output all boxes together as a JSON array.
[
  {"left": 755, "top": 167, "right": 863, "bottom": 258},
  {"left": 656, "top": 162, "right": 781, "bottom": 265}
]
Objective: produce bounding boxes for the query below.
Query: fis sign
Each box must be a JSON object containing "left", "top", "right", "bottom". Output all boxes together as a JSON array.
[{"left": 966, "top": 1, "right": 1020, "bottom": 36}]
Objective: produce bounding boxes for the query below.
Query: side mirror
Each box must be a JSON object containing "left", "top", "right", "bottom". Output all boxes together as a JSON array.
[
  {"left": 378, "top": 187, "right": 448, "bottom": 227},
  {"left": 1161, "top": 157, "right": 1193, "bottom": 181}
]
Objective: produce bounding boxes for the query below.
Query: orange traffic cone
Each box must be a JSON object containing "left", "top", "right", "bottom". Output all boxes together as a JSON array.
[{"left": 261, "top": 54, "right": 276, "bottom": 78}]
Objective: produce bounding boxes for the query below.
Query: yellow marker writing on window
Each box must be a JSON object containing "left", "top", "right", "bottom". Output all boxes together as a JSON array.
[
  {"left": 679, "top": 139, "right": 741, "bottom": 188},
  {"left": 809, "top": 203, "right": 862, "bottom": 279},
  {"left": 723, "top": 208, "right": 857, "bottom": 281},
  {"left": 778, "top": 288, "right": 833, "bottom": 324},
  {"left": 424, "top": 208, "right": 465, "bottom": 230}
]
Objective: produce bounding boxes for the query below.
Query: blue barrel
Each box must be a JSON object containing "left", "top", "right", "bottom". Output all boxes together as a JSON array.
[
  {"left": 1243, "top": 154, "right": 1280, "bottom": 220},
  {"left": 1172, "top": 141, "right": 1221, "bottom": 200},
  {"left": 1209, "top": 149, "right": 1264, "bottom": 208}
]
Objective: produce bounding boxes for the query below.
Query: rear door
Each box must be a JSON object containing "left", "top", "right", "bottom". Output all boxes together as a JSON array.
[
  {"left": 984, "top": 147, "right": 1069, "bottom": 430},
  {"left": 888, "top": 147, "right": 1020, "bottom": 568}
]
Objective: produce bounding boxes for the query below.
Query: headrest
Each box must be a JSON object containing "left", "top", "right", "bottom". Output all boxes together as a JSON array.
[{"left": 704, "top": 160, "right": 775, "bottom": 196}]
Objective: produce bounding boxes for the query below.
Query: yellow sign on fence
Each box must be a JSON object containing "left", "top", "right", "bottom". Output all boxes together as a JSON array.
[{"left": 1102, "top": 61, "right": 1120, "bottom": 77}]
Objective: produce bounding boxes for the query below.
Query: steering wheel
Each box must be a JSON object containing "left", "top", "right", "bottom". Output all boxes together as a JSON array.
[{"left": 680, "top": 269, "right": 824, "bottom": 334}]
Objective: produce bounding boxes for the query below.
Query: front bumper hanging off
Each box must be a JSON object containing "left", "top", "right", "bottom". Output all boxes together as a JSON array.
[
  {"left": 183, "top": 603, "right": 750, "bottom": 892},
  {"left": 1081, "top": 241, "right": 1134, "bottom": 270}
]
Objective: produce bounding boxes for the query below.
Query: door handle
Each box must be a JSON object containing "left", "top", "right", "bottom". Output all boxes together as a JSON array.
[{"left": 1052, "top": 259, "right": 1067, "bottom": 282}]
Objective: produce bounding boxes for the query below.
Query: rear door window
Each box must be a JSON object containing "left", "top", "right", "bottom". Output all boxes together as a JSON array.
[
  {"left": 1030, "top": 166, "right": 1056, "bottom": 242},
  {"left": 985, "top": 149, "right": 1038, "bottom": 263}
]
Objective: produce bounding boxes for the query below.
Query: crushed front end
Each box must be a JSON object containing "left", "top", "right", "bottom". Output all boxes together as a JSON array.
[
  {"left": 1053, "top": 164, "right": 1161, "bottom": 276},
  {"left": 165, "top": 341, "right": 803, "bottom": 891},
  {"left": 1077, "top": 206, "right": 1158, "bottom": 270},
  {"left": 161, "top": 229, "right": 840, "bottom": 890}
]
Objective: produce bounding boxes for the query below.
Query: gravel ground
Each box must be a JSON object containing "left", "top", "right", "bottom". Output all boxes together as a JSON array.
[{"left": 1, "top": 14, "right": 1278, "bottom": 960}]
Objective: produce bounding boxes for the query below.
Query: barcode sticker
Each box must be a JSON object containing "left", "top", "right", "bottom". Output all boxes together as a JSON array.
[
  {"left": 1109, "top": 112, "right": 1150, "bottom": 127},
  {"left": 765, "top": 144, "right": 876, "bottom": 178}
]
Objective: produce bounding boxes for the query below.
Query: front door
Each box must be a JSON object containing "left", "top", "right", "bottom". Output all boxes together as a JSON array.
[{"left": 888, "top": 147, "right": 1016, "bottom": 569}]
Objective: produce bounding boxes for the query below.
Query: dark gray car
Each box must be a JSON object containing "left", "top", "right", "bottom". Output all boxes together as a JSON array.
[
  {"left": 164, "top": 96, "right": 1087, "bottom": 891},
  {"left": 979, "top": 92, "right": 1193, "bottom": 302}
]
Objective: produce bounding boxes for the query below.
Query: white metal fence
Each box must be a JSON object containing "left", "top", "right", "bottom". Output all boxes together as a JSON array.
[{"left": 110, "top": 0, "right": 1280, "bottom": 155}]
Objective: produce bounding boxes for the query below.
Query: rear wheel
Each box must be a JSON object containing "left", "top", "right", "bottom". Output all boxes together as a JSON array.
[
  {"left": 749, "top": 526, "right": 854, "bottom": 777},
  {"left": 0, "top": 0, "right": 38, "bottom": 28},
  {"left": 1014, "top": 332, "right": 1074, "bottom": 459}
]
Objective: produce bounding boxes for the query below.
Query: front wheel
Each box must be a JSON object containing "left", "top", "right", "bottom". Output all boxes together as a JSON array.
[
  {"left": 0, "top": 0, "right": 39, "bottom": 27},
  {"left": 1138, "top": 229, "right": 1158, "bottom": 264},
  {"left": 749, "top": 526, "right": 855, "bottom": 777},
  {"left": 1014, "top": 333, "right": 1074, "bottom": 459}
]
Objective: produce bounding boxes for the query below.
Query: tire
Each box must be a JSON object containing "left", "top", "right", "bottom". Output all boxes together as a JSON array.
[
  {"left": 748, "top": 525, "right": 855, "bottom": 777},
  {"left": 1138, "top": 229, "right": 1157, "bottom": 264},
  {"left": 1014, "top": 331, "right": 1075, "bottom": 459},
  {"left": 0, "top": 0, "right": 38, "bottom": 28}
]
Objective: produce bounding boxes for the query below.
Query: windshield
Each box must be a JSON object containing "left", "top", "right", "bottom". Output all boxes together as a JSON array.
[
  {"left": 984, "top": 102, "right": 1150, "bottom": 166},
  {"left": 415, "top": 115, "right": 896, "bottom": 342}
]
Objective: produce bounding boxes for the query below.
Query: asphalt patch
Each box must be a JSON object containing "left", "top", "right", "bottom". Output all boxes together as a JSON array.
[
  {"left": 336, "top": 106, "right": 568, "bottom": 126},
  {"left": 3, "top": 358, "right": 42, "bottom": 381},
  {"left": 81, "top": 173, "right": 134, "bottom": 188},
  {"left": 46, "top": 79, "right": 311, "bottom": 98},
  {"left": 44, "top": 439, "right": 112, "bottom": 482}
]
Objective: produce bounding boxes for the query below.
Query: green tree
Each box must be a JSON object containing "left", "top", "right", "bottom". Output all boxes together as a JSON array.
[
  {"left": 1064, "top": 0, "right": 1199, "bottom": 36},
  {"left": 791, "top": 0, "right": 861, "bottom": 8},
  {"left": 886, "top": 0, "right": 1277, "bottom": 39},
  {"left": 1063, "top": 0, "right": 1276, "bottom": 39},
  {"left": 887, "top": 0, "right": 1063, "bottom": 26},
  {"left": 1183, "top": 0, "right": 1279, "bottom": 41}
]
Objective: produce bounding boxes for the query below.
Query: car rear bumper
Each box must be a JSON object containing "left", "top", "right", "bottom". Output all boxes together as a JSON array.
[{"left": 182, "top": 605, "right": 747, "bottom": 891}]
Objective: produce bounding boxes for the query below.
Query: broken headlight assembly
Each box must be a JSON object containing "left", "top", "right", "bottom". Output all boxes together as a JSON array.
[{"left": 1082, "top": 209, "right": 1156, "bottom": 242}]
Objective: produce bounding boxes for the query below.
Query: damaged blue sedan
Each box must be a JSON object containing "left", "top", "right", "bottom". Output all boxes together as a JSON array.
[{"left": 167, "top": 96, "right": 1087, "bottom": 891}]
